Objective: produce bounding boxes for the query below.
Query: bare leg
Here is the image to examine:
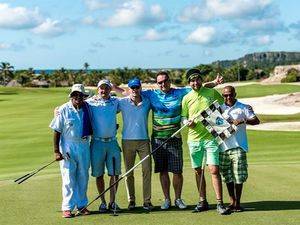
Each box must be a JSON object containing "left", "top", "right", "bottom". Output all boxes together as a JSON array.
[
  {"left": 226, "top": 182, "right": 236, "bottom": 207},
  {"left": 235, "top": 183, "right": 243, "bottom": 208},
  {"left": 96, "top": 176, "right": 105, "bottom": 203},
  {"left": 109, "top": 175, "right": 119, "bottom": 204},
  {"left": 195, "top": 168, "right": 207, "bottom": 201},
  {"left": 208, "top": 165, "right": 223, "bottom": 202},
  {"left": 160, "top": 172, "right": 171, "bottom": 200},
  {"left": 173, "top": 173, "right": 183, "bottom": 200}
]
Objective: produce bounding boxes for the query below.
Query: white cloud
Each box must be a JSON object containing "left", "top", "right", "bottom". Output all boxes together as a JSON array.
[
  {"left": 82, "top": 16, "right": 96, "bottom": 25},
  {"left": 203, "top": 49, "right": 213, "bottom": 56},
  {"left": 237, "top": 18, "right": 286, "bottom": 34},
  {"left": 150, "top": 4, "right": 165, "bottom": 21},
  {"left": 178, "top": 0, "right": 272, "bottom": 22},
  {"left": 104, "top": 0, "right": 144, "bottom": 27},
  {"left": 32, "top": 19, "right": 65, "bottom": 38},
  {"left": 140, "top": 28, "right": 165, "bottom": 41},
  {"left": 255, "top": 35, "right": 272, "bottom": 45},
  {"left": 0, "top": 3, "right": 43, "bottom": 29},
  {"left": 185, "top": 26, "right": 216, "bottom": 44},
  {"left": 103, "top": 0, "right": 165, "bottom": 27},
  {"left": 0, "top": 43, "right": 11, "bottom": 50},
  {"left": 84, "top": 0, "right": 108, "bottom": 11}
]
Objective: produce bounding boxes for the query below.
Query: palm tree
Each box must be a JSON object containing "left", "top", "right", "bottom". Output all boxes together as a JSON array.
[
  {"left": 83, "top": 62, "right": 90, "bottom": 73},
  {"left": 0, "top": 62, "right": 14, "bottom": 85}
]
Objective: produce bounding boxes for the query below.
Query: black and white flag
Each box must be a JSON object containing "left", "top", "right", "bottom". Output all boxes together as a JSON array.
[{"left": 198, "top": 101, "right": 237, "bottom": 145}]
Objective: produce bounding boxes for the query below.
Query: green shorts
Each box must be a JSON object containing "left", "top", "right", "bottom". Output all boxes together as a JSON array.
[
  {"left": 188, "top": 140, "right": 220, "bottom": 168},
  {"left": 219, "top": 148, "right": 248, "bottom": 184}
]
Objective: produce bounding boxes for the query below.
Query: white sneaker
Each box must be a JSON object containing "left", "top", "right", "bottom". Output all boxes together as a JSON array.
[
  {"left": 161, "top": 199, "right": 171, "bottom": 210},
  {"left": 174, "top": 199, "right": 187, "bottom": 209}
]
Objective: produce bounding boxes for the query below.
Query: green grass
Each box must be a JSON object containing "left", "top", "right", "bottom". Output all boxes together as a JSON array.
[
  {"left": 258, "top": 113, "right": 300, "bottom": 123},
  {"left": 0, "top": 86, "right": 300, "bottom": 225},
  {"left": 216, "top": 84, "right": 300, "bottom": 98}
]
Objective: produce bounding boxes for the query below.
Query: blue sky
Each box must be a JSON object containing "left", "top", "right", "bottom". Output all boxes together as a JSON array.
[{"left": 0, "top": 0, "right": 299, "bottom": 69}]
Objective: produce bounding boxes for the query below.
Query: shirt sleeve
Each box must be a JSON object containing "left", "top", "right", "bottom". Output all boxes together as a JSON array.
[
  {"left": 141, "top": 90, "right": 152, "bottom": 99},
  {"left": 214, "top": 89, "right": 224, "bottom": 105},
  {"left": 181, "top": 96, "right": 189, "bottom": 119},
  {"left": 49, "top": 107, "right": 64, "bottom": 133},
  {"left": 244, "top": 104, "right": 256, "bottom": 119}
]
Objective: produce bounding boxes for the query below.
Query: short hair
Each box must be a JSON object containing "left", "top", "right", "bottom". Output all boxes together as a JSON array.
[{"left": 156, "top": 70, "right": 170, "bottom": 80}]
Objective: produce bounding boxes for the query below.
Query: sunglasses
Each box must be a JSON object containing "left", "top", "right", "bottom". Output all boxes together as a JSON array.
[
  {"left": 157, "top": 78, "right": 169, "bottom": 85},
  {"left": 71, "top": 93, "right": 85, "bottom": 99},
  {"left": 222, "top": 94, "right": 234, "bottom": 98},
  {"left": 130, "top": 86, "right": 140, "bottom": 90}
]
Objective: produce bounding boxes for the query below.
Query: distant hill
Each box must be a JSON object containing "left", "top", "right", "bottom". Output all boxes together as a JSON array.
[{"left": 212, "top": 51, "right": 300, "bottom": 69}]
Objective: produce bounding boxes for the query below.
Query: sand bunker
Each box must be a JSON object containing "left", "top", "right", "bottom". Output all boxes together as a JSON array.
[
  {"left": 240, "top": 93, "right": 300, "bottom": 115},
  {"left": 247, "top": 122, "right": 300, "bottom": 131}
]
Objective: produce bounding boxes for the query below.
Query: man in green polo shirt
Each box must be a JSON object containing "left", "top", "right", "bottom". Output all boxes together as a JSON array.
[{"left": 181, "top": 68, "right": 230, "bottom": 215}]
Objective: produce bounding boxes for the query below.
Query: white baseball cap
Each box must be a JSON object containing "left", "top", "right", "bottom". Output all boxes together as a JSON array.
[
  {"left": 97, "top": 79, "right": 112, "bottom": 88},
  {"left": 69, "top": 84, "right": 89, "bottom": 97}
]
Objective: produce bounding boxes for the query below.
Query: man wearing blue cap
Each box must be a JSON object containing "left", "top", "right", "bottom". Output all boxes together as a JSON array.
[
  {"left": 114, "top": 71, "right": 222, "bottom": 210},
  {"left": 119, "top": 78, "right": 153, "bottom": 210}
]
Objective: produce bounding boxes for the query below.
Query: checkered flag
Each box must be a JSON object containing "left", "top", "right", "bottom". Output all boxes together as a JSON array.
[{"left": 197, "top": 101, "right": 237, "bottom": 145}]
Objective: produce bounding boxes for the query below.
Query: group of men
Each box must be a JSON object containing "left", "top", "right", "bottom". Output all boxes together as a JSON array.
[{"left": 49, "top": 69, "right": 259, "bottom": 218}]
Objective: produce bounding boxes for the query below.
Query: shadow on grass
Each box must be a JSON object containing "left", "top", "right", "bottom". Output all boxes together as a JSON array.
[
  {"left": 0, "top": 91, "right": 18, "bottom": 95},
  {"left": 85, "top": 205, "right": 207, "bottom": 216},
  {"left": 243, "top": 201, "right": 300, "bottom": 211}
]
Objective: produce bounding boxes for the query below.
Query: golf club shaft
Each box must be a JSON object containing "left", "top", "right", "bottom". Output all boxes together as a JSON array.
[
  {"left": 84, "top": 117, "right": 202, "bottom": 210},
  {"left": 15, "top": 159, "right": 57, "bottom": 184},
  {"left": 17, "top": 172, "right": 37, "bottom": 184},
  {"left": 198, "top": 155, "right": 206, "bottom": 199},
  {"left": 14, "top": 172, "right": 32, "bottom": 183}
]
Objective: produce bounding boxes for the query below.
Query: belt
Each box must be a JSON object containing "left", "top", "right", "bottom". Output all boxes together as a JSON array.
[
  {"left": 63, "top": 137, "right": 90, "bottom": 142},
  {"left": 93, "top": 137, "right": 116, "bottom": 142}
]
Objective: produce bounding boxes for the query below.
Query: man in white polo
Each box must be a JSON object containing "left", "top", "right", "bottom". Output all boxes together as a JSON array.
[
  {"left": 119, "top": 78, "right": 153, "bottom": 210},
  {"left": 219, "top": 85, "right": 260, "bottom": 212},
  {"left": 87, "top": 80, "right": 121, "bottom": 212}
]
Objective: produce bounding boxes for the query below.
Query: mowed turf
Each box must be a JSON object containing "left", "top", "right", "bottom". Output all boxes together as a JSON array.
[{"left": 0, "top": 87, "right": 300, "bottom": 225}]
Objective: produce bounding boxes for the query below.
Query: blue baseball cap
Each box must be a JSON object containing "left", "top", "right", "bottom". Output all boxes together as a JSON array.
[{"left": 128, "top": 78, "right": 141, "bottom": 88}]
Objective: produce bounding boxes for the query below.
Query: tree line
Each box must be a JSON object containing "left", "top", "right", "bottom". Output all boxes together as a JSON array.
[{"left": 1, "top": 61, "right": 298, "bottom": 87}]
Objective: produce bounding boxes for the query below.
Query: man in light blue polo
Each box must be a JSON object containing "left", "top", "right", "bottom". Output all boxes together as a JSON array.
[
  {"left": 119, "top": 78, "right": 152, "bottom": 210},
  {"left": 87, "top": 79, "right": 121, "bottom": 212}
]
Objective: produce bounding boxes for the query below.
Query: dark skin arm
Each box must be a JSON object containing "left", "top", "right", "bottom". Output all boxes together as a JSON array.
[
  {"left": 53, "top": 131, "right": 64, "bottom": 161},
  {"left": 232, "top": 105, "right": 260, "bottom": 126},
  {"left": 232, "top": 116, "right": 260, "bottom": 126}
]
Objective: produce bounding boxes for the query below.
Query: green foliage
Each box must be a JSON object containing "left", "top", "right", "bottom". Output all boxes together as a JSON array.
[{"left": 281, "top": 68, "right": 300, "bottom": 83}]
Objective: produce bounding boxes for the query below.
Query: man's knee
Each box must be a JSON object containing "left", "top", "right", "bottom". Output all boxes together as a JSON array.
[{"left": 208, "top": 165, "right": 220, "bottom": 175}]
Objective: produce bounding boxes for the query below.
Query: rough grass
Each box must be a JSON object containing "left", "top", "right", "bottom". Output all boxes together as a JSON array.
[{"left": 0, "top": 86, "right": 299, "bottom": 225}]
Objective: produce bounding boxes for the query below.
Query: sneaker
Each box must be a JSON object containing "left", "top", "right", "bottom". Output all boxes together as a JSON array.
[
  {"left": 62, "top": 210, "right": 73, "bottom": 218},
  {"left": 128, "top": 201, "right": 136, "bottom": 210},
  {"left": 99, "top": 202, "right": 107, "bottom": 213},
  {"left": 194, "top": 200, "right": 209, "bottom": 212},
  {"left": 234, "top": 206, "right": 244, "bottom": 212},
  {"left": 76, "top": 208, "right": 91, "bottom": 216},
  {"left": 174, "top": 199, "right": 187, "bottom": 209},
  {"left": 161, "top": 199, "right": 171, "bottom": 210},
  {"left": 217, "top": 203, "right": 231, "bottom": 215},
  {"left": 143, "top": 202, "right": 154, "bottom": 211},
  {"left": 108, "top": 202, "right": 121, "bottom": 212}
]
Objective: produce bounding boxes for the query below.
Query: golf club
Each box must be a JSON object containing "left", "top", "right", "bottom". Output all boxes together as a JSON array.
[
  {"left": 14, "top": 153, "right": 70, "bottom": 184},
  {"left": 111, "top": 157, "right": 118, "bottom": 217},
  {"left": 81, "top": 118, "right": 193, "bottom": 212}
]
